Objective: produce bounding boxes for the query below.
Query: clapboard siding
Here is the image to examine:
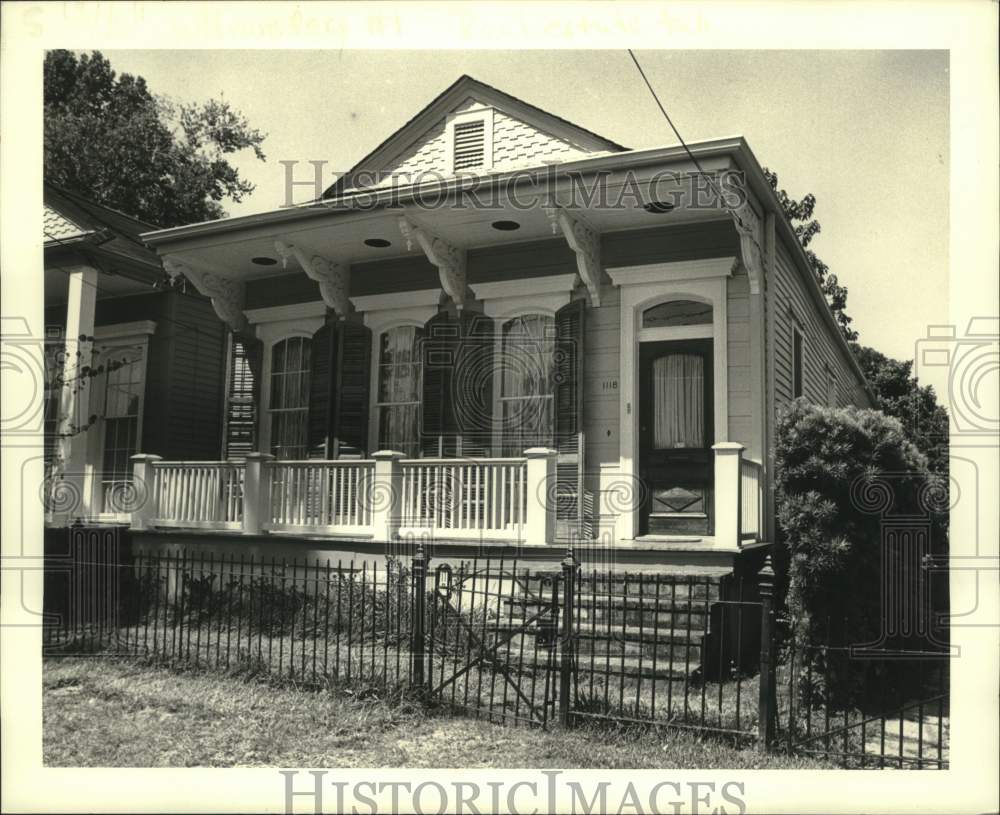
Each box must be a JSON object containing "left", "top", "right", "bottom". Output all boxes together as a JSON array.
[
  {"left": 727, "top": 273, "right": 753, "bottom": 447},
  {"left": 602, "top": 219, "right": 740, "bottom": 267},
  {"left": 142, "top": 291, "right": 228, "bottom": 460},
  {"left": 770, "top": 239, "right": 871, "bottom": 410},
  {"left": 582, "top": 284, "right": 621, "bottom": 472}
]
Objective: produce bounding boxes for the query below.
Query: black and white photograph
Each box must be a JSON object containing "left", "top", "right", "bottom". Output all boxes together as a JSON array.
[{"left": 1, "top": 3, "right": 997, "bottom": 814}]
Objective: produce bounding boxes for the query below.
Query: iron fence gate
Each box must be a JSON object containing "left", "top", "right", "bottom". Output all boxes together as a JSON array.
[{"left": 424, "top": 561, "right": 561, "bottom": 727}]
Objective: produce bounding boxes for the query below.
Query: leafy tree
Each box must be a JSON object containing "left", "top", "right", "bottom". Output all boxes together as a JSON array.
[
  {"left": 774, "top": 400, "right": 948, "bottom": 703},
  {"left": 764, "top": 168, "right": 856, "bottom": 342},
  {"left": 44, "top": 50, "right": 266, "bottom": 227},
  {"left": 850, "top": 343, "right": 949, "bottom": 476}
]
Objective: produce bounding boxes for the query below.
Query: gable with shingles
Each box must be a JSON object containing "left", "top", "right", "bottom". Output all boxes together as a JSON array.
[
  {"left": 374, "top": 97, "right": 597, "bottom": 186},
  {"left": 43, "top": 204, "right": 91, "bottom": 243},
  {"left": 328, "top": 76, "right": 625, "bottom": 196}
]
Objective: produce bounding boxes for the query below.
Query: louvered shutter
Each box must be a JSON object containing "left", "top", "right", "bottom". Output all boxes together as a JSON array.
[
  {"left": 420, "top": 311, "right": 459, "bottom": 457},
  {"left": 332, "top": 321, "right": 372, "bottom": 458},
  {"left": 307, "top": 319, "right": 338, "bottom": 458},
  {"left": 453, "top": 120, "right": 486, "bottom": 170},
  {"left": 455, "top": 312, "right": 495, "bottom": 457},
  {"left": 554, "top": 299, "right": 586, "bottom": 537},
  {"left": 225, "top": 330, "right": 262, "bottom": 459}
]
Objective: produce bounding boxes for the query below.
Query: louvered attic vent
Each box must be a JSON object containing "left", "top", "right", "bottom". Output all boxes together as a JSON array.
[{"left": 453, "top": 119, "right": 486, "bottom": 170}]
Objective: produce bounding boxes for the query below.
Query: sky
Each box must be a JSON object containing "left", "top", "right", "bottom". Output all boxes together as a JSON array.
[{"left": 103, "top": 49, "right": 950, "bottom": 367}]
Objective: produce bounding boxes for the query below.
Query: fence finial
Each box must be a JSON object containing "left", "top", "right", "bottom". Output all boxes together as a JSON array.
[
  {"left": 757, "top": 553, "right": 775, "bottom": 599},
  {"left": 562, "top": 544, "right": 578, "bottom": 570}
]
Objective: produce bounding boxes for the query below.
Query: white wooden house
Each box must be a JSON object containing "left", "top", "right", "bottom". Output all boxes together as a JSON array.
[{"left": 130, "top": 76, "right": 873, "bottom": 571}]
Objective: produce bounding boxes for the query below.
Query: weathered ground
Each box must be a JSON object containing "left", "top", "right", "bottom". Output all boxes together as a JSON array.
[{"left": 43, "top": 657, "right": 829, "bottom": 769}]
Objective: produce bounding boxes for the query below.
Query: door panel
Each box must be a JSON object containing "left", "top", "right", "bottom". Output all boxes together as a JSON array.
[{"left": 638, "top": 339, "right": 713, "bottom": 536}]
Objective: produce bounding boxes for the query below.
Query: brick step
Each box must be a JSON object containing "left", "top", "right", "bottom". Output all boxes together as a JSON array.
[
  {"left": 486, "top": 622, "right": 707, "bottom": 661},
  {"left": 483, "top": 649, "right": 695, "bottom": 680},
  {"left": 503, "top": 596, "right": 717, "bottom": 614},
  {"left": 571, "top": 582, "right": 723, "bottom": 601}
]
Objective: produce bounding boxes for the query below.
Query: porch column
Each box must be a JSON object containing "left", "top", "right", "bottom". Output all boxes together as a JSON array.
[
  {"left": 57, "top": 265, "right": 99, "bottom": 521},
  {"left": 371, "top": 450, "right": 405, "bottom": 543},
  {"left": 524, "top": 447, "right": 557, "bottom": 545},
  {"left": 712, "top": 442, "right": 744, "bottom": 550},
  {"left": 129, "top": 454, "right": 162, "bottom": 530},
  {"left": 242, "top": 452, "right": 274, "bottom": 534}
]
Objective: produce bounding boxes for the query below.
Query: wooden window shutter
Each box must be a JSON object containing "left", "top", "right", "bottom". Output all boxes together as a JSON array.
[
  {"left": 307, "top": 319, "right": 338, "bottom": 458},
  {"left": 554, "top": 299, "right": 585, "bottom": 449},
  {"left": 420, "top": 311, "right": 459, "bottom": 457},
  {"left": 455, "top": 312, "right": 495, "bottom": 458},
  {"left": 554, "top": 299, "right": 586, "bottom": 537},
  {"left": 453, "top": 119, "right": 486, "bottom": 170},
  {"left": 225, "top": 330, "right": 262, "bottom": 459},
  {"left": 332, "top": 321, "right": 372, "bottom": 458}
]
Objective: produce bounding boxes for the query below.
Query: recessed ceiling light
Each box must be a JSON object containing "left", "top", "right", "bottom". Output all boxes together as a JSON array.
[
  {"left": 642, "top": 201, "right": 676, "bottom": 214},
  {"left": 491, "top": 220, "right": 521, "bottom": 231},
  {"left": 251, "top": 256, "right": 278, "bottom": 266},
  {"left": 364, "top": 238, "right": 392, "bottom": 248}
]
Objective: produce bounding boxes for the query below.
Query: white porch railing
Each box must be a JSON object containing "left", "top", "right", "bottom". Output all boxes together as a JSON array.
[
  {"left": 398, "top": 458, "right": 527, "bottom": 540},
  {"left": 739, "top": 458, "right": 764, "bottom": 541},
  {"left": 265, "top": 460, "right": 374, "bottom": 535},
  {"left": 130, "top": 448, "right": 556, "bottom": 543},
  {"left": 148, "top": 461, "right": 245, "bottom": 530}
]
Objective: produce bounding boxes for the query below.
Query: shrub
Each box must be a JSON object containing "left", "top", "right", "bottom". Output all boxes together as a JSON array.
[{"left": 774, "top": 399, "right": 947, "bottom": 661}]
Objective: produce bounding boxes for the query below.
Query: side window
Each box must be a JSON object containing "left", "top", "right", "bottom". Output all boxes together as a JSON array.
[
  {"left": 97, "top": 343, "right": 146, "bottom": 511},
  {"left": 792, "top": 325, "right": 804, "bottom": 399},
  {"left": 269, "top": 336, "right": 310, "bottom": 459}
]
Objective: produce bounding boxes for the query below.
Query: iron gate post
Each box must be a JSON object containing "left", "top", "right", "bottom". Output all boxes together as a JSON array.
[
  {"left": 757, "top": 554, "right": 777, "bottom": 751},
  {"left": 560, "top": 547, "right": 579, "bottom": 727},
  {"left": 411, "top": 543, "right": 428, "bottom": 692}
]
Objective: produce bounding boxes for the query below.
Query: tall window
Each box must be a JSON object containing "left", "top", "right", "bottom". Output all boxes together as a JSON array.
[
  {"left": 500, "top": 314, "right": 555, "bottom": 455},
  {"left": 792, "top": 326, "right": 804, "bottom": 398},
  {"left": 376, "top": 325, "right": 423, "bottom": 457},
  {"left": 98, "top": 344, "right": 146, "bottom": 512},
  {"left": 269, "top": 336, "right": 310, "bottom": 459}
]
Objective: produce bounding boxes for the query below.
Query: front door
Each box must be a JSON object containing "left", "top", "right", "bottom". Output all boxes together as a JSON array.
[{"left": 638, "top": 339, "right": 714, "bottom": 536}]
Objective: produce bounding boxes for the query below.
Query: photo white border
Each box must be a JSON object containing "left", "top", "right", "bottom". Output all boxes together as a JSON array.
[{"left": 1, "top": 3, "right": 997, "bottom": 814}]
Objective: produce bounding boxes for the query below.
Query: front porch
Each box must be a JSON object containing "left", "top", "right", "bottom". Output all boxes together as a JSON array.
[{"left": 125, "top": 442, "right": 766, "bottom": 559}]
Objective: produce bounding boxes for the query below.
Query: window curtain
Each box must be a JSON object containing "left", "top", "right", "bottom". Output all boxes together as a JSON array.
[
  {"left": 501, "top": 315, "right": 555, "bottom": 454},
  {"left": 377, "top": 326, "right": 422, "bottom": 456},
  {"left": 652, "top": 353, "right": 704, "bottom": 449},
  {"left": 269, "top": 337, "right": 310, "bottom": 459}
]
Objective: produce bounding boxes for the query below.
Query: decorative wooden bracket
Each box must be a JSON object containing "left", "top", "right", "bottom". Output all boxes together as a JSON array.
[
  {"left": 274, "top": 240, "right": 351, "bottom": 319},
  {"left": 162, "top": 257, "right": 248, "bottom": 332},
  {"left": 398, "top": 216, "right": 466, "bottom": 308},
  {"left": 544, "top": 205, "right": 601, "bottom": 307},
  {"left": 720, "top": 175, "right": 765, "bottom": 294}
]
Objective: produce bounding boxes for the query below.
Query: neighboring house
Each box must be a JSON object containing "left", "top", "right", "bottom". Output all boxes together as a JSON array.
[
  {"left": 43, "top": 182, "right": 228, "bottom": 525},
  {"left": 131, "top": 75, "right": 872, "bottom": 571}
]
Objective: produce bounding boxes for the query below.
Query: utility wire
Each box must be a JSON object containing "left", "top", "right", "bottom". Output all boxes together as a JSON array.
[{"left": 626, "top": 49, "right": 728, "bottom": 202}]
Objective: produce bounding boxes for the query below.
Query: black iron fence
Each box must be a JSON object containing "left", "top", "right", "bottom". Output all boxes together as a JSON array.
[{"left": 43, "top": 539, "right": 949, "bottom": 768}]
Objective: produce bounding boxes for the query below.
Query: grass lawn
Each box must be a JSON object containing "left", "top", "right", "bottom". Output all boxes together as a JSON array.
[{"left": 43, "top": 656, "right": 831, "bottom": 769}]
